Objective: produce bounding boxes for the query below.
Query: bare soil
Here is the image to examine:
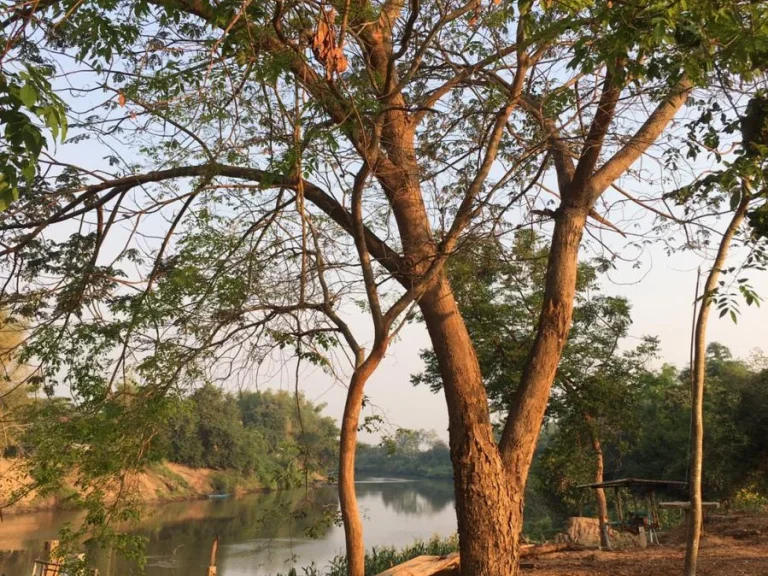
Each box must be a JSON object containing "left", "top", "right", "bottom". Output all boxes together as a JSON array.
[
  {"left": 0, "top": 458, "right": 261, "bottom": 514},
  {"left": 527, "top": 514, "right": 768, "bottom": 575}
]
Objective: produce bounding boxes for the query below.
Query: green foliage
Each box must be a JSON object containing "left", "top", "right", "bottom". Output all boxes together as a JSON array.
[
  {"left": 356, "top": 429, "right": 452, "bottom": 480},
  {"left": 276, "top": 535, "right": 460, "bottom": 576},
  {"left": 621, "top": 345, "right": 768, "bottom": 503},
  {"left": 732, "top": 486, "right": 768, "bottom": 513},
  {"left": 151, "top": 384, "right": 339, "bottom": 485},
  {"left": 0, "top": 64, "right": 67, "bottom": 210}
]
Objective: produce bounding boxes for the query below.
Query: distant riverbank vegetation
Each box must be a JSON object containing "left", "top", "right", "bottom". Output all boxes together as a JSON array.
[
  {"left": 152, "top": 385, "right": 339, "bottom": 488},
  {"left": 2, "top": 377, "right": 340, "bottom": 497},
  {"left": 355, "top": 344, "right": 768, "bottom": 519},
  {"left": 356, "top": 429, "right": 452, "bottom": 480}
]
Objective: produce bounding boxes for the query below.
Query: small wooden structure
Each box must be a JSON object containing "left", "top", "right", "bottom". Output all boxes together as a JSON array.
[
  {"left": 30, "top": 540, "right": 96, "bottom": 576},
  {"left": 32, "top": 540, "right": 61, "bottom": 576},
  {"left": 576, "top": 478, "right": 688, "bottom": 548},
  {"left": 659, "top": 501, "right": 720, "bottom": 531}
]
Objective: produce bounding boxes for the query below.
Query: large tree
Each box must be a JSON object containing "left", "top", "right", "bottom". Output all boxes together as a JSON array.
[
  {"left": 413, "top": 231, "right": 657, "bottom": 547},
  {"left": 1, "top": 1, "right": 767, "bottom": 574}
]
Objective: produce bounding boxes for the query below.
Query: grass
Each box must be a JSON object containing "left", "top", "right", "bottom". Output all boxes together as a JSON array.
[
  {"left": 149, "top": 462, "right": 191, "bottom": 492},
  {"left": 279, "top": 535, "right": 459, "bottom": 576}
]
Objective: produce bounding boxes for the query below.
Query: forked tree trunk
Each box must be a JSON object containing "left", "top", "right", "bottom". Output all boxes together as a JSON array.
[
  {"left": 415, "top": 205, "right": 589, "bottom": 576},
  {"left": 339, "top": 347, "right": 388, "bottom": 576},
  {"left": 420, "top": 275, "right": 522, "bottom": 576},
  {"left": 683, "top": 191, "right": 750, "bottom": 576}
]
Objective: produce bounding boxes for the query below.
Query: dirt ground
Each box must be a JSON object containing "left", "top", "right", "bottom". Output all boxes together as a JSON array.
[{"left": 528, "top": 514, "right": 768, "bottom": 576}]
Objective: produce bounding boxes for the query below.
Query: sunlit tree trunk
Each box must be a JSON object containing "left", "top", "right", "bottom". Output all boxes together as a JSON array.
[
  {"left": 586, "top": 416, "right": 610, "bottom": 549},
  {"left": 420, "top": 275, "right": 521, "bottom": 576},
  {"left": 338, "top": 347, "right": 387, "bottom": 576},
  {"left": 500, "top": 206, "right": 589, "bottom": 488},
  {"left": 684, "top": 191, "right": 750, "bottom": 576}
]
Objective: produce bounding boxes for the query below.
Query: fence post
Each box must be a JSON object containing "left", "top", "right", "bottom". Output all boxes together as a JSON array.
[{"left": 207, "top": 535, "right": 219, "bottom": 576}]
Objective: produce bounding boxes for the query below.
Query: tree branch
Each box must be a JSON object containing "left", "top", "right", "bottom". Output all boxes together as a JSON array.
[{"left": 587, "top": 78, "right": 693, "bottom": 202}]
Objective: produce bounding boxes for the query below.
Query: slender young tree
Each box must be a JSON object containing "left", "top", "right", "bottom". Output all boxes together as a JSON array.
[
  {"left": 682, "top": 95, "right": 768, "bottom": 576},
  {"left": 1, "top": 1, "right": 767, "bottom": 574}
]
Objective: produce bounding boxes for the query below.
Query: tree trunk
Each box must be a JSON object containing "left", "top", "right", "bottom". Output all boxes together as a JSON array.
[
  {"left": 339, "top": 348, "right": 387, "bottom": 576},
  {"left": 683, "top": 191, "right": 750, "bottom": 576},
  {"left": 500, "top": 206, "right": 589, "bottom": 488},
  {"left": 587, "top": 421, "right": 610, "bottom": 549},
  {"left": 420, "top": 274, "right": 522, "bottom": 576}
]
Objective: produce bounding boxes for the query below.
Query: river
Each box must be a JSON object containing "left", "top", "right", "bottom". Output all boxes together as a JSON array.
[{"left": 0, "top": 479, "right": 458, "bottom": 576}]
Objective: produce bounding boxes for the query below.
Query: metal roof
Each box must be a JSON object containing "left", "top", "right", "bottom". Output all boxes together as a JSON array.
[{"left": 576, "top": 477, "right": 688, "bottom": 490}]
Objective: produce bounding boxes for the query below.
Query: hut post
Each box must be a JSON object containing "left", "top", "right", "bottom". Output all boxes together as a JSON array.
[{"left": 614, "top": 487, "right": 624, "bottom": 528}]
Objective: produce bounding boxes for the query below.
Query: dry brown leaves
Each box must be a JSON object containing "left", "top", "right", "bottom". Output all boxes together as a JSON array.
[{"left": 312, "top": 8, "right": 347, "bottom": 80}]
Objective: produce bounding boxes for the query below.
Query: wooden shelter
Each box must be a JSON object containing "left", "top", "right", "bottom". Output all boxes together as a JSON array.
[{"left": 576, "top": 478, "right": 688, "bottom": 547}]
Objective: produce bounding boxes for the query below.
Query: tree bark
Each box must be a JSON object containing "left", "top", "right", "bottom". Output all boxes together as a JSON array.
[
  {"left": 683, "top": 191, "right": 750, "bottom": 576},
  {"left": 500, "top": 206, "right": 589, "bottom": 488},
  {"left": 420, "top": 274, "right": 522, "bottom": 576},
  {"left": 339, "top": 347, "right": 388, "bottom": 576},
  {"left": 587, "top": 419, "right": 610, "bottom": 549}
]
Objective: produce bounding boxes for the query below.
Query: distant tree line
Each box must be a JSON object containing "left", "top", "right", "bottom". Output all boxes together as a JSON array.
[
  {"left": 532, "top": 345, "right": 768, "bottom": 516},
  {"left": 152, "top": 384, "right": 340, "bottom": 486},
  {"left": 356, "top": 429, "right": 452, "bottom": 480},
  {"left": 7, "top": 381, "right": 339, "bottom": 490}
]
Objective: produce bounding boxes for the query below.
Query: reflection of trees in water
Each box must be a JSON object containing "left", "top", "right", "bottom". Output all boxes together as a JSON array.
[
  {"left": 4, "top": 483, "right": 456, "bottom": 576},
  {"left": 96, "top": 488, "right": 340, "bottom": 576},
  {"left": 357, "top": 481, "right": 454, "bottom": 516},
  {"left": 140, "top": 488, "right": 338, "bottom": 543}
]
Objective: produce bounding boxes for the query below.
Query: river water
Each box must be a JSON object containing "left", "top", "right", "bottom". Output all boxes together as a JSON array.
[{"left": 0, "top": 479, "right": 458, "bottom": 576}]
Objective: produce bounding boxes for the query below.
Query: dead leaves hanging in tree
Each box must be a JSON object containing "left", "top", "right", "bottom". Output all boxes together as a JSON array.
[{"left": 312, "top": 7, "right": 347, "bottom": 80}]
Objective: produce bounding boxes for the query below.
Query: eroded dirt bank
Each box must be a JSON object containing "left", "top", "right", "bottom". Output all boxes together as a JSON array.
[{"left": 0, "top": 458, "right": 263, "bottom": 515}]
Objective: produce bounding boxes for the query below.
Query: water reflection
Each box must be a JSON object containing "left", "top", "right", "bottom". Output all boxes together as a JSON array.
[
  {"left": 356, "top": 480, "right": 454, "bottom": 516},
  {"left": 0, "top": 480, "right": 458, "bottom": 576}
]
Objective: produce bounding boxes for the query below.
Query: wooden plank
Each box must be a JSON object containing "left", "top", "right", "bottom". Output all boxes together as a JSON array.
[
  {"left": 375, "top": 553, "right": 460, "bottom": 576},
  {"left": 521, "top": 543, "right": 572, "bottom": 556},
  {"left": 374, "top": 544, "right": 576, "bottom": 576},
  {"left": 658, "top": 501, "right": 720, "bottom": 509}
]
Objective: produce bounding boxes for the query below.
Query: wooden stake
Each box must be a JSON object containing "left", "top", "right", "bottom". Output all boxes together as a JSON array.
[{"left": 207, "top": 535, "right": 219, "bottom": 576}]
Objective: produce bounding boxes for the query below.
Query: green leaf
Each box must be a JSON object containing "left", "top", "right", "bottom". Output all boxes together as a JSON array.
[
  {"left": 19, "top": 83, "right": 38, "bottom": 108},
  {"left": 730, "top": 189, "right": 742, "bottom": 211},
  {"left": 21, "top": 162, "right": 35, "bottom": 183},
  {"left": 0, "top": 186, "right": 18, "bottom": 211}
]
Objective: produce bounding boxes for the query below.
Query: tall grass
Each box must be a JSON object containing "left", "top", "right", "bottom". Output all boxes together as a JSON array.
[{"left": 279, "top": 535, "right": 459, "bottom": 576}]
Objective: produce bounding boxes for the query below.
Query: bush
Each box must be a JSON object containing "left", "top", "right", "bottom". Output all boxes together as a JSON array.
[
  {"left": 276, "top": 535, "right": 459, "bottom": 576},
  {"left": 732, "top": 486, "right": 768, "bottom": 513},
  {"left": 211, "top": 472, "right": 240, "bottom": 494}
]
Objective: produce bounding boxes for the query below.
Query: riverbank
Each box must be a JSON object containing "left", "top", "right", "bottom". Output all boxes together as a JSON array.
[
  {"left": 293, "top": 513, "right": 768, "bottom": 576},
  {"left": 517, "top": 514, "right": 768, "bottom": 576},
  {"left": 0, "top": 458, "right": 265, "bottom": 515}
]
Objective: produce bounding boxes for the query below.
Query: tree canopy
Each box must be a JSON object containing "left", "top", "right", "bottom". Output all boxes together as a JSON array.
[{"left": 2, "top": 0, "right": 768, "bottom": 574}]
